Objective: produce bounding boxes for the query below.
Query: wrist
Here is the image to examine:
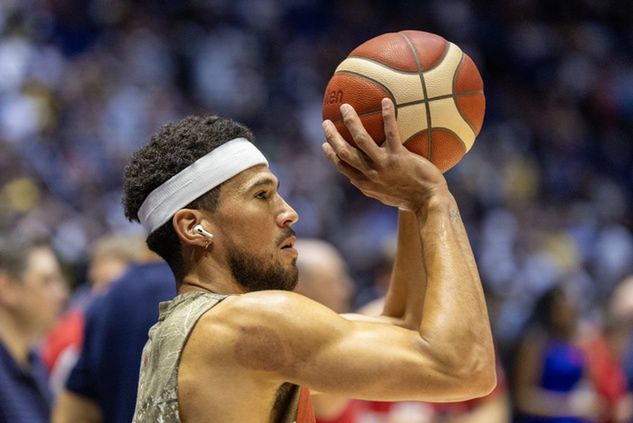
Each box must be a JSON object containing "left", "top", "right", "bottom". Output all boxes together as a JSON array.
[{"left": 411, "top": 185, "right": 453, "bottom": 215}]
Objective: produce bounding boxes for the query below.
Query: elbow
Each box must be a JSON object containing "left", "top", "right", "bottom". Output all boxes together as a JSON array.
[
  {"left": 460, "top": 345, "right": 497, "bottom": 398},
  {"left": 442, "top": 342, "right": 497, "bottom": 400},
  {"left": 472, "top": 362, "right": 497, "bottom": 397}
]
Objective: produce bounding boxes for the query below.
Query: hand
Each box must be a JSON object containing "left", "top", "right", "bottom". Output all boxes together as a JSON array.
[{"left": 322, "top": 98, "right": 448, "bottom": 212}]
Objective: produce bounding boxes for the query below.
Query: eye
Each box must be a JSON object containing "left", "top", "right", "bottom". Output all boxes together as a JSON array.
[{"left": 256, "top": 191, "right": 271, "bottom": 200}]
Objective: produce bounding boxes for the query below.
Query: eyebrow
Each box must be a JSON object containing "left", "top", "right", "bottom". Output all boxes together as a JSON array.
[{"left": 246, "top": 177, "right": 280, "bottom": 191}]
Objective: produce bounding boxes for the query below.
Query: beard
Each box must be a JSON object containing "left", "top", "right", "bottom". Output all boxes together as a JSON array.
[{"left": 225, "top": 232, "right": 298, "bottom": 292}]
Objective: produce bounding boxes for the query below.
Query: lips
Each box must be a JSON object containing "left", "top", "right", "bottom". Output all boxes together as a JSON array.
[{"left": 280, "top": 236, "right": 296, "bottom": 249}]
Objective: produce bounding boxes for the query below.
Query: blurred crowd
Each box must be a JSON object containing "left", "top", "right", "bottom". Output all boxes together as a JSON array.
[{"left": 0, "top": 0, "right": 632, "bottom": 421}]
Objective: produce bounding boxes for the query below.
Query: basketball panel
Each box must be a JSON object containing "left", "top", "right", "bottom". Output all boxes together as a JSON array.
[
  {"left": 335, "top": 58, "right": 424, "bottom": 105},
  {"left": 322, "top": 73, "right": 390, "bottom": 122},
  {"left": 403, "top": 131, "right": 430, "bottom": 160},
  {"left": 404, "top": 130, "right": 466, "bottom": 173},
  {"left": 397, "top": 103, "right": 428, "bottom": 142},
  {"left": 423, "top": 43, "right": 463, "bottom": 99},
  {"left": 427, "top": 97, "right": 475, "bottom": 151},
  {"left": 455, "top": 93, "right": 485, "bottom": 136},
  {"left": 399, "top": 30, "right": 449, "bottom": 70},
  {"left": 350, "top": 33, "right": 418, "bottom": 72},
  {"left": 429, "top": 129, "right": 467, "bottom": 172},
  {"left": 453, "top": 53, "right": 484, "bottom": 93},
  {"left": 333, "top": 111, "right": 386, "bottom": 147}
]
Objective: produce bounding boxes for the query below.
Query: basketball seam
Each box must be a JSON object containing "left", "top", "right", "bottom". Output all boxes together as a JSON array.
[
  {"left": 398, "top": 90, "right": 484, "bottom": 108},
  {"left": 404, "top": 127, "right": 467, "bottom": 153},
  {"left": 344, "top": 56, "right": 423, "bottom": 75},
  {"left": 399, "top": 31, "right": 433, "bottom": 160},
  {"left": 419, "top": 40, "right": 452, "bottom": 73},
  {"left": 334, "top": 70, "right": 398, "bottom": 115},
  {"left": 452, "top": 54, "right": 479, "bottom": 136}
]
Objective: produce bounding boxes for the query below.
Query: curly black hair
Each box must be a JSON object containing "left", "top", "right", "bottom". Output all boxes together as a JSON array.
[{"left": 122, "top": 115, "right": 254, "bottom": 282}]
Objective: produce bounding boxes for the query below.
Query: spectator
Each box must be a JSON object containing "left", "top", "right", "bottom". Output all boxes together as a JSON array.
[
  {"left": 582, "top": 313, "right": 633, "bottom": 423},
  {"left": 610, "top": 275, "right": 633, "bottom": 391},
  {"left": 0, "top": 238, "right": 68, "bottom": 423},
  {"left": 511, "top": 286, "right": 603, "bottom": 422},
  {"left": 41, "top": 232, "right": 146, "bottom": 394},
  {"left": 360, "top": 297, "right": 509, "bottom": 423},
  {"left": 52, "top": 249, "right": 175, "bottom": 423},
  {"left": 296, "top": 237, "right": 509, "bottom": 423},
  {"left": 582, "top": 274, "right": 633, "bottom": 422},
  {"left": 294, "top": 238, "right": 361, "bottom": 422}
]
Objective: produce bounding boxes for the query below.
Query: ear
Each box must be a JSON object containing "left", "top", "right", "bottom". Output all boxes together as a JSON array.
[{"left": 172, "top": 209, "right": 214, "bottom": 249}]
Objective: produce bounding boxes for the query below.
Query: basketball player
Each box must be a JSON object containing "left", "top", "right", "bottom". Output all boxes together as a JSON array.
[{"left": 123, "top": 98, "right": 495, "bottom": 422}]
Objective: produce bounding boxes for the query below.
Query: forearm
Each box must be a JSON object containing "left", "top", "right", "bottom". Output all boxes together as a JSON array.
[
  {"left": 382, "top": 209, "right": 426, "bottom": 325},
  {"left": 416, "top": 191, "right": 494, "bottom": 380}
]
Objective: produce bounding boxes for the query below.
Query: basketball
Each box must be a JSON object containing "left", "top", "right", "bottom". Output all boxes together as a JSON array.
[{"left": 322, "top": 30, "right": 485, "bottom": 173}]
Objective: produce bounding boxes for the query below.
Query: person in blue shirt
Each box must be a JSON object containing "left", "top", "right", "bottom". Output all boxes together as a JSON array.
[
  {"left": 0, "top": 238, "right": 68, "bottom": 423},
  {"left": 53, "top": 250, "right": 175, "bottom": 423}
]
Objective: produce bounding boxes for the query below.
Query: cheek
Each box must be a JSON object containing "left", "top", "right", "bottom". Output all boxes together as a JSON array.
[
  {"left": 29, "top": 286, "right": 60, "bottom": 314},
  {"left": 224, "top": 222, "right": 276, "bottom": 249}
]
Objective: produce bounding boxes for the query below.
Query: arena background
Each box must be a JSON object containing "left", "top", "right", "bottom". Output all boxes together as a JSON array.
[{"left": 1, "top": 0, "right": 632, "bottom": 412}]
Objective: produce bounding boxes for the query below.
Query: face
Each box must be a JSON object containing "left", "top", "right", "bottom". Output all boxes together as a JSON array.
[
  {"left": 16, "top": 247, "right": 68, "bottom": 337},
  {"left": 212, "top": 165, "right": 299, "bottom": 292},
  {"left": 88, "top": 254, "right": 129, "bottom": 292},
  {"left": 294, "top": 241, "right": 353, "bottom": 313},
  {"left": 309, "top": 256, "right": 353, "bottom": 313},
  {"left": 550, "top": 291, "right": 576, "bottom": 335}
]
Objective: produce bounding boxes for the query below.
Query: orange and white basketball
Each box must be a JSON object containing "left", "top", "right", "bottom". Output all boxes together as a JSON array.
[{"left": 322, "top": 30, "right": 485, "bottom": 173}]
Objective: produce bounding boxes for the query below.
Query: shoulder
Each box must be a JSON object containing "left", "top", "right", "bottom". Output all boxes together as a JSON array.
[{"left": 202, "top": 290, "right": 323, "bottom": 331}]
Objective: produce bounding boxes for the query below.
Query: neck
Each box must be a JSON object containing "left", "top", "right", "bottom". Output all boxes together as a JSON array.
[
  {"left": 179, "top": 275, "right": 246, "bottom": 295},
  {"left": 179, "top": 261, "right": 247, "bottom": 296},
  {"left": 0, "top": 311, "right": 35, "bottom": 367},
  {"left": 179, "top": 246, "right": 247, "bottom": 295}
]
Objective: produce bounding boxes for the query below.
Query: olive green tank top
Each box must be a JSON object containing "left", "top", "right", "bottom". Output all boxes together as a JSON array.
[{"left": 132, "top": 291, "right": 305, "bottom": 423}]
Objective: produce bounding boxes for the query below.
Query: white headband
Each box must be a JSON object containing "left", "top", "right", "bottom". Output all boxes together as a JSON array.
[{"left": 138, "top": 137, "right": 268, "bottom": 233}]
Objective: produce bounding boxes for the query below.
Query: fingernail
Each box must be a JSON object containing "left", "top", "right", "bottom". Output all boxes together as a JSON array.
[
  {"left": 382, "top": 98, "right": 390, "bottom": 108},
  {"left": 340, "top": 104, "right": 351, "bottom": 116},
  {"left": 322, "top": 120, "right": 329, "bottom": 131}
]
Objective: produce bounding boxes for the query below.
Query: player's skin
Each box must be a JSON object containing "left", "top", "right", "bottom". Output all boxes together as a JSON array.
[
  {"left": 173, "top": 98, "right": 495, "bottom": 421},
  {"left": 54, "top": 98, "right": 496, "bottom": 422}
]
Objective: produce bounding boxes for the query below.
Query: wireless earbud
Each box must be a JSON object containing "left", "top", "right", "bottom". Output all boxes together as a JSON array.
[{"left": 193, "top": 224, "right": 214, "bottom": 239}]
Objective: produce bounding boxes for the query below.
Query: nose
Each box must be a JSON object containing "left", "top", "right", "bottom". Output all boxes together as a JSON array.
[{"left": 277, "top": 196, "right": 299, "bottom": 227}]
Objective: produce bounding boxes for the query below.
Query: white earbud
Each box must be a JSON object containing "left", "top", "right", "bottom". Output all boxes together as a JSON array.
[{"left": 193, "top": 224, "right": 214, "bottom": 239}]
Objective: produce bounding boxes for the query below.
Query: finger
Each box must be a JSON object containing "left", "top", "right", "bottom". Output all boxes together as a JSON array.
[
  {"left": 340, "top": 104, "right": 382, "bottom": 161},
  {"left": 321, "top": 142, "right": 367, "bottom": 182},
  {"left": 381, "top": 98, "right": 402, "bottom": 151},
  {"left": 322, "top": 120, "right": 371, "bottom": 172}
]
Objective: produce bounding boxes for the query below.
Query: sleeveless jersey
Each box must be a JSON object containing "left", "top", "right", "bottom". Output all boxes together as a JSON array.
[{"left": 133, "top": 291, "right": 314, "bottom": 423}]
